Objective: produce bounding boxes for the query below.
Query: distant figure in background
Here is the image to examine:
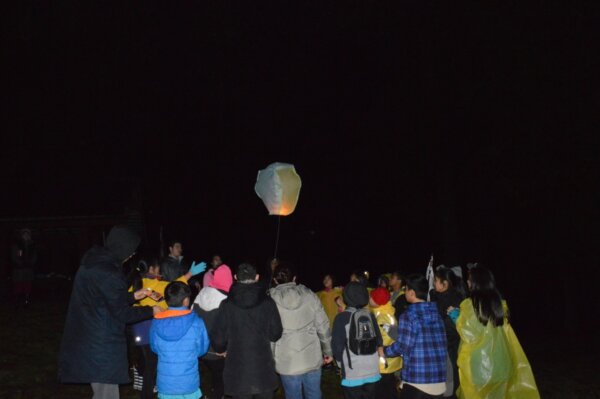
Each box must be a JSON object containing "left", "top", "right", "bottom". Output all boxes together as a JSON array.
[
  {"left": 389, "top": 272, "right": 409, "bottom": 320},
  {"left": 316, "top": 274, "right": 343, "bottom": 331},
  {"left": 270, "top": 264, "right": 333, "bottom": 399},
  {"left": 212, "top": 263, "right": 283, "bottom": 399},
  {"left": 193, "top": 264, "right": 234, "bottom": 399},
  {"left": 389, "top": 272, "right": 405, "bottom": 304},
  {"left": 167, "top": 239, "right": 184, "bottom": 264},
  {"left": 377, "top": 275, "right": 390, "bottom": 290},
  {"left": 11, "top": 228, "right": 37, "bottom": 307},
  {"left": 151, "top": 281, "right": 209, "bottom": 399},
  {"left": 59, "top": 225, "right": 163, "bottom": 399}
]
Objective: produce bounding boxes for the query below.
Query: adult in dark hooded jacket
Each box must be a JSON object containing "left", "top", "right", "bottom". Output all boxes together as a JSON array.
[
  {"left": 58, "top": 225, "right": 162, "bottom": 399},
  {"left": 212, "top": 263, "right": 283, "bottom": 399}
]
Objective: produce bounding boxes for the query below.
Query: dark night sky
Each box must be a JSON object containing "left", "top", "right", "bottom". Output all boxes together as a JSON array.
[{"left": 3, "top": 2, "right": 599, "bottom": 330}]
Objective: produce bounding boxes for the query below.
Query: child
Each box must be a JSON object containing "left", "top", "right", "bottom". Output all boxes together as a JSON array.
[
  {"left": 369, "top": 287, "right": 402, "bottom": 399},
  {"left": 430, "top": 266, "right": 466, "bottom": 398},
  {"left": 332, "top": 281, "right": 382, "bottom": 399},
  {"left": 150, "top": 281, "right": 209, "bottom": 399},
  {"left": 130, "top": 257, "right": 206, "bottom": 399},
  {"left": 384, "top": 274, "right": 447, "bottom": 399},
  {"left": 449, "top": 266, "right": 540, "bottom": 399}
]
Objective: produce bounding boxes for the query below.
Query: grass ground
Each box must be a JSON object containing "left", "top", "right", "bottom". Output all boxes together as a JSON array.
[{"left": 0, "top": 298, "right": 598, "bottom": 399}]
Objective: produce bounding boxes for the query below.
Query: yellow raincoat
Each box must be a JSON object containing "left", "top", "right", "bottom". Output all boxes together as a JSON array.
[
  {"left": 316, "top": 287, "right": 343, "bottom": 329},
  {"left": 456, "top": 298, "right": 540, "bottom": 399},
  {"left": 129, "top": 275, "right": 188, "bottom": 310},
  {"left": 372, "top": 301, "right": 402, "bottom": 374}
]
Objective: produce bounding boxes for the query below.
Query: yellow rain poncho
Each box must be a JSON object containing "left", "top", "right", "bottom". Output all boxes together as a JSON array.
[
  {"left": 316, "top": 287, "right": 343, "bottom": 329},
  {"left": 372, "top": 301, "right": 402, "bottom": 374},
  {"left": 456, "top": 298, "right": 540, "bottom": 399}
]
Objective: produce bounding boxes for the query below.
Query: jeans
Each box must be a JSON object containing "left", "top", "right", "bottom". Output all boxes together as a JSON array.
[{"left": 280, "top": 369, "right": 322, "bottom": 399}]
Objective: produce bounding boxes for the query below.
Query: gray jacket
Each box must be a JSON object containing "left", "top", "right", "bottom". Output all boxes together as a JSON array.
[{"left": 270, "top": 282, "right": 332, "bottom": 375}]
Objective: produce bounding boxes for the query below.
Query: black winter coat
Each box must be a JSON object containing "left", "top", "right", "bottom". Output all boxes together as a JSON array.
[
  {"left": 212, "top": 281, "right": 283, "bottom": 396},
  {"left": 429, "top": 288, "right": 465, "bottom": 347},
  {"left": 58, "top": 246, "right": 153, "bottom": 384}
]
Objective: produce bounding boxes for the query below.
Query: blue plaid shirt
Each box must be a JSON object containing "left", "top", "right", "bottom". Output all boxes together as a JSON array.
[{"left": 385, "top": 302, "right": 447, "bottom": 384}]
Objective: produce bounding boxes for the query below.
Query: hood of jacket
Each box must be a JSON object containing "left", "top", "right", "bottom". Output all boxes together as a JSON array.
[
  {"left": 80, "top": 245, "right": 121, "bottom": 270},
  {"left": 228, "top": 281, "right": 266, "bottom": 309},
  {"left": 105, "top": 225, "right": 140, "bottom": 262},
  {"left": 153, "top": 309, "right": 195, "bottom": 341},
  {"left": 269, "top": 282, "right": 308, "bottom": 311},
  {"left": 194, "top": 286, "right": 227, "bottom": 311},
  {"left": 342, "top": 282, "right": 369, "bottom": 308},
  {"left": 406, "top": 302, "right": 440, "bottom": 325}
]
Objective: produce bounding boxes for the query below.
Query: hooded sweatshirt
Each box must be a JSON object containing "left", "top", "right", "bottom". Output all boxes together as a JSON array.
[
  {"left": 150, "top": 307, "right": 209, "bottom": 395},
  {"left": 212, "top": 281, "right": 283, "bottom": 396},
  {"left": 270, "top": 282, "right": 332, "bottom": 375}
]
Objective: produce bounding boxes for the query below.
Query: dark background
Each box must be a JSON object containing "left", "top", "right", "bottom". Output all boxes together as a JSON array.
[{"left": 2, "top": 2, "right": 598, "bottom": 339}]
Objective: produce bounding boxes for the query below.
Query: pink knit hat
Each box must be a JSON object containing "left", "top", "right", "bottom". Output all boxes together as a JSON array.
[{"left": 209, "top": 264, "right": 233, "bottom": 293}]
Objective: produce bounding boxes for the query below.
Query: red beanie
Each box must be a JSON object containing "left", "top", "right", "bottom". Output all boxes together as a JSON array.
[
  {"left": 209, "top": 264, "right": 233, "bottom": 293},
  {"left": 370, "top": 287, "right": 391, "bottom": 306}
]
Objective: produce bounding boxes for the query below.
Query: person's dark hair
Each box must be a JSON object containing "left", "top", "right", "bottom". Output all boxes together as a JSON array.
[
  {"left": 159, "top": 257, "right": 181, "bottom": 282},
  {"left": 351, "top": 269, "right": 370, "bottom": 287},
  {"left": 130, "top": 257, "right": 159, "bottom": 292},
  {"left": 273, "top": 263, "right": 296, "bottom": 285},
  {"left": 468, "top": 266, "right": 505, "bottom": 327},
  {"left": 377, "top": 274, "right": 389, "bottom": 288},
  {"left": 435, "top": 266, "right": 467, "bottom": 298},
  {"left": 165, "top": 281, "right": 191, "bottom": 307},
  {"left": 324, "top": 274, "right": 336, "bottom": 287},
  {"left": 236, "top": 262, "right": 257, "bottom": 282},
  {"left": 405, "top": 274, "right": 429, "bottom": 301}
]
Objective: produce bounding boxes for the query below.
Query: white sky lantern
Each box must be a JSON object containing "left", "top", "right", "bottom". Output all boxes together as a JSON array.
[{"left": 255, "top": 162, "right": 302, "bottom": 216}]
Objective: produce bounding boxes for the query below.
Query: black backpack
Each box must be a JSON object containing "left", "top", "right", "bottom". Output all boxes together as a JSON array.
[{"left": 346, "top": 308, "right": 378, "bottom": 359}]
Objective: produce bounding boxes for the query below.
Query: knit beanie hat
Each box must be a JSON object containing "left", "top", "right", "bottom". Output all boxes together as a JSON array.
[
  {"left": 105, "top": 225, "right": 140, "bottom": 262},
  {"left": 343, "top": 282, "right": 369, "bottom": 308},
  {"left": 370, "top": 287, "right": 391, "bottom": 306},
  {"left": 209, "top": 264, "right": 233, "bottom": 293}
]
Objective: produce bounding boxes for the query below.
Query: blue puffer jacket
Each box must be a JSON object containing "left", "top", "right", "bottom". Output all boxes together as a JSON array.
[{"left": 150, "top": 307, "right": 209, "bottom": 395}]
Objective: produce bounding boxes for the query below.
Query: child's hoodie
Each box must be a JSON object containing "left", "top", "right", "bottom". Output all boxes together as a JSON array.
[{"left": 150, "top": 308, "right": 209, "bottom": 396}]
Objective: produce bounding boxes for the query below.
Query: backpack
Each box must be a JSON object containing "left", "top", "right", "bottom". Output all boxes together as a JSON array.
[{"left": 344, "top": 308, "right": 378, "bottom": 370}]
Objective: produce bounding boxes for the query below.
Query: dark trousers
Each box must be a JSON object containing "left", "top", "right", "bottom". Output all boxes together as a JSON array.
[
  {"left": 203, "top": 358, "right": 225, "bottom": 399},
  {"left": 376, "top": 373, "right": 398, "bottom": 399},
  {"left": 231, "top": 391, "right": 273, "bottom": 399},
  {"left": 138, "top": 345, "right": 158, "bottom": 399},
  {"left": 447, "top": 341, "right": 459, "bottom": 399},
  {"left": 400, "top": 384, "right": 442, "bottom": 399},
  {"left": 341, "top": 381, "right": 378, "bottom": 399}
]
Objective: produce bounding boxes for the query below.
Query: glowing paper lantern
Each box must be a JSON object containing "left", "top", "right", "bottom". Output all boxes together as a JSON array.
[{"left": 255, "top": 162, "right": 302, "bottom": 216}]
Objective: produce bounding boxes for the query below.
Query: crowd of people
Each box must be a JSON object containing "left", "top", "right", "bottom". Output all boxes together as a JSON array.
[{"left": 58, "top": 225, "right": 540, "bottom": 399}]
